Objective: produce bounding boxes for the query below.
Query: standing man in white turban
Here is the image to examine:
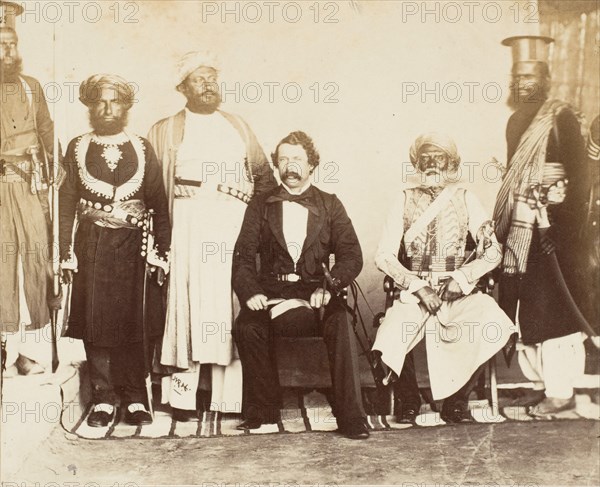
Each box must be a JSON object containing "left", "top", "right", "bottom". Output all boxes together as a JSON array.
[
  {"left": 372, "top": 133, "right": 515, "bottom": 423},
  {"left": 148, "top": 51, "right": 276, "bottom": 421}
]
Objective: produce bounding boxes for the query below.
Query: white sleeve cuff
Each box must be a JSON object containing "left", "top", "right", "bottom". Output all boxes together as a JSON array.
[
  {"left": 536, "top": 206, "right": 551, "bottom": 228},
  {"left": 397, "top": 278, "right": 428, "bottom": 304},
  {"left": 450, "top": 269, "right": 476, "bottom": 295},
  {"left": 60, "top": 254, "right": 78, "bottom": 272},
  {"left": 147, "top": 248, "right": 170, "bottom": 274},
  {"left": 407, "top": 278, "right": 428, "bottom": 294}
]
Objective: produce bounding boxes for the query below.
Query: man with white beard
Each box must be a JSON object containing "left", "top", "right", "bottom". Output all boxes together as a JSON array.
[{"left": 372, "top": 133, "right": 515, "bottom": 423}]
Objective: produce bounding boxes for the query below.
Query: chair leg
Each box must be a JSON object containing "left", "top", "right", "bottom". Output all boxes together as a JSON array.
[{"left": 488, "top": 355, "right": 499, "bottom": 417}]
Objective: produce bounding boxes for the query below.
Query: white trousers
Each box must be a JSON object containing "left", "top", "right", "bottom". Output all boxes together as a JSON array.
[
  {"left": 2, "top": 261, "right": 51, "bottom": 368},
  {"left": 161, "top": 361, "right": 243, "bottom": 413},
  {"left": 2, "top": 325, "right": 52, "bottom": 368},
  {"left": 518, "top": 332, "right": 586, "bottom": 399}
]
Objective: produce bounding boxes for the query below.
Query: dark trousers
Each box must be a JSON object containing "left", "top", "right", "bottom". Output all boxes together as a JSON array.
[
  {"left": 233, "top": 299, "right": 366, "bottom": 424},
  {"left": 84, "top": 341, "right": 147, "bottom": 406},
  {"left": 393, "top": 351, "right": 422, "bottom": 415},
  {"left": 394, "top": 355, "right": 485, "bottom": 413}
]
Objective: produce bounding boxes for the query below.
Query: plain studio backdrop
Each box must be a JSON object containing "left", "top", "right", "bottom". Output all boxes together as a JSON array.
[{"left": 14, "top": 0, "right": 548, "bottom": 312}]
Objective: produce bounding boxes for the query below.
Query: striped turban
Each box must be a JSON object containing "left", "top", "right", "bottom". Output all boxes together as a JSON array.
[
  {"left": 79, "top": 74, "right": 135, "bottom": 109},
  {"left": 409, "top": 132, "right": 461, "bottom": 169}
]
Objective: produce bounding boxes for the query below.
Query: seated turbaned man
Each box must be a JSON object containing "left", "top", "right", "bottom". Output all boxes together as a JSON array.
[
  {"left": 232, "top": 131, "right": 369, "bottom": 440},
  {"left": 372, "top": 133, "right": 515, "bottom": 423}
]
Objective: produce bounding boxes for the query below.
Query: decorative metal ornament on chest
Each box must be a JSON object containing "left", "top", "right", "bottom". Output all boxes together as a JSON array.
[{"left": 101, "top": 145, "right": 123, "bottom": 172}]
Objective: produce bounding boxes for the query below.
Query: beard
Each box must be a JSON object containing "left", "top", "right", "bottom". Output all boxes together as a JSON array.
[
  {"left": 89, "top": 111, "right": 129, "bottom": 136},
  {"left": 421, "top": 171, "right": 445, "bottom": 188},
  {"left": 420, "top": 168, "right": 458, "bottom": 188},
  {"left": 507, "top": 84, "right": 548, "bottom": 110},
  {"left": 0, "top": 57, "right": 23, "bottom": 81},
  {"left": 186, "top": 90, "right": 222, "bottom": 114}
]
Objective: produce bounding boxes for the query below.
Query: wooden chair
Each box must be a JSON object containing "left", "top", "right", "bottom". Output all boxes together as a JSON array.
[
  {"left": 374, "top": 271, "right": 500, "bottom": 417},
  {"left": 273, "top": 288, "right": 377, "bottom": 407}
]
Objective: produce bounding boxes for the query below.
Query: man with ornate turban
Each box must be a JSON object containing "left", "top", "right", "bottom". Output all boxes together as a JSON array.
[
  {"left": 372, "top": 133, "right": 515, "bottom": 423},
  {"left": 494, "top": 36, "right": 590, "bottom": 417},
  {"left": 59, "top": 74, "right": 170, "bottom": 427},
  {"left": 148, "top": 51, "right": 276, "bottom": 421},
  {"left": 1, "top": 1, "right": 58, "bottom": 376}
]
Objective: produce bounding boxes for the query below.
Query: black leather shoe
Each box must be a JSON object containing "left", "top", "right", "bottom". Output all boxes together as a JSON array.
[
  {"left": 87, "top": 408, "right": 115, "bottom": 428},
  {"left": 341, "top": 418, "right": 370, "bottom": 439},
  {"left": 172, "top": 408, "right": 199, "bottom": 422},
  {"left": 125, "top": 409, "right": 153, "bottom": 426},
  {"left": 397, "top": 407, "right": 419, "bottom": 424},
  {"left": 236, "top": 419, "right": 263, "bottom": 430},
  {"left": 440, "top": 406, "right": 474, "bottom": 424}
]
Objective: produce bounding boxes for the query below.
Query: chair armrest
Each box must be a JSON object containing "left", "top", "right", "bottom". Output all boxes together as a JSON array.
[{"left": 383, "top": 275, "right": 398, "bottom": 310}]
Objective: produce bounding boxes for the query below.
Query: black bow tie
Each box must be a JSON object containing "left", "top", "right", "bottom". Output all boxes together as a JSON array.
[{"left": 265, "top": 187, "right": 319, "bottom": 215}]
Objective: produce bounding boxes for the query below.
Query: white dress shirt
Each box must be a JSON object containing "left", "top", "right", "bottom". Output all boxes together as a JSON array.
[{"left": 281, "top": 182, "right": 311, "bottom": 268}]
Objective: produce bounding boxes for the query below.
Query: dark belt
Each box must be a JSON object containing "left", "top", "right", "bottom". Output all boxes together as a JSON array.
[
  {"left": 174, "top": 176, "right": 251, "bottom": 204},
  {"left": 276, "top": 273, "right": 301, "bottom": 282},
  {"left": 0, "top": 153, "right": 31, "bottom": 164},
  {"left": 271, "top": 273, "right": 322, "bottom": 284},
  {"left": 0, "top": 155, "right": 31, "bottom": 182}
]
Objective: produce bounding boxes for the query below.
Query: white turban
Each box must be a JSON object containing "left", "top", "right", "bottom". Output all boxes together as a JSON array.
[
  {"left": 409, "top": 132, "right": 461, "bottom": 168},
  {"left": 175, "top": 50, "right": 220, "bottom": 87}
]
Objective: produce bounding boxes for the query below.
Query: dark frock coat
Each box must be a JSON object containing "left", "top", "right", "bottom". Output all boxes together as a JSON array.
[
  {"left": 499, "top": 102, "right": 589, "bottom": 345},
  {"left": 59, "top": 136, "right": 170, "bottom": 347}
]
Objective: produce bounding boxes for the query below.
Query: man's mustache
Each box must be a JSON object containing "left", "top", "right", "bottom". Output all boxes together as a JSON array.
[
  {"left": 193, "top": 90, "right": 221, "bottom": 104},
  {"left": 196, "top": 88, "right": 218, "bottom": 97}
]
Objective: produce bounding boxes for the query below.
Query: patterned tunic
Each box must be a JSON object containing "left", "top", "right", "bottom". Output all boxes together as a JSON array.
[
  {"left": 372, "top": 185, "right": 515, "bottom": 400},
  {"left": 59, "top": 132, "right": 170, "bottom": 347}
]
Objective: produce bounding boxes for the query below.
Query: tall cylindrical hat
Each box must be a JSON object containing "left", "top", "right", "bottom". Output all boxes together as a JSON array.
[
  {"left": 502, "top": 35, "right": 554, "bottom": 77},
  {"left": 0, "top": 1, "right": 23, "bottom": 30}
]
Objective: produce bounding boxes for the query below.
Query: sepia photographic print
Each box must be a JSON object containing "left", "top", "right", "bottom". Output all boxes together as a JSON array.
[{"left": 1, "top": 0, "right": 599, "bottom": 486}]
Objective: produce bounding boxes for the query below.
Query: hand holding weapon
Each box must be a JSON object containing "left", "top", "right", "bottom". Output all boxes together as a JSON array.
[{"left": 527, "top": 183, "right": 599, "bottom": 348}]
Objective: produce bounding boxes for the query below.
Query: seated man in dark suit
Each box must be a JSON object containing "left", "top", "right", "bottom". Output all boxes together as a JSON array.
[{"left": 232, "top": 131, "right": 369, "bottom": 439}]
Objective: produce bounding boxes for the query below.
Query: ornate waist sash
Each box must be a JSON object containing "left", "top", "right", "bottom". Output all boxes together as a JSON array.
[
  {"left": 407, "top": 255, "right": 465, "bottom": 273},
  {"left": 77, "top": 198, "right": 147, "bottom": 229}
]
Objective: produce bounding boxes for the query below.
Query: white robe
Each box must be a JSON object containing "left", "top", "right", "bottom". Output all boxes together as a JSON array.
[
  {"left": 161, "top": 110, "right": 249, "bottom": 412},
  {"left": 372, "top": 186, "right": 516, "bottom": 400}
]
